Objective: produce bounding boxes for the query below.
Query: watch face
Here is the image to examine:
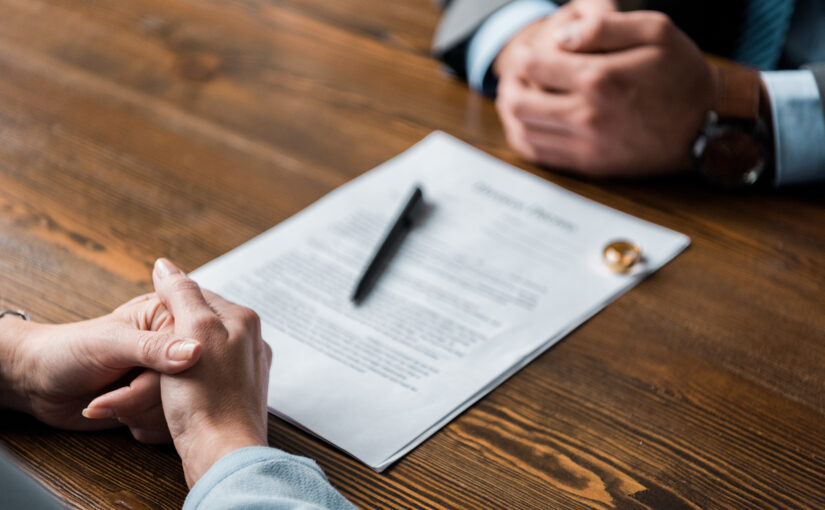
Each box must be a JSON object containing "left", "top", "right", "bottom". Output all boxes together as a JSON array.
[{"left": 699, "top": 128, "right": 765, "bottom": 188}]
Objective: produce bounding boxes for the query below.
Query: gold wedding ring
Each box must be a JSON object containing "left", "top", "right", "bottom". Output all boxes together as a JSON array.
[{"left": 603, "top": 240, "right": 642, "bottom": 273}]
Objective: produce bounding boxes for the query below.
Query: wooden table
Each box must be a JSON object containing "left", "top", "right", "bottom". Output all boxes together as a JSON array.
[{"left": 1, "top": 1, "right": 824, "bottom": 508}]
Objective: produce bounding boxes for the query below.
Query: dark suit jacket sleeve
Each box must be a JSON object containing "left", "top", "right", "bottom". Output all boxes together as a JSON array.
[{"left": 432, "top": 0, "right": 560, "bottom": 79}]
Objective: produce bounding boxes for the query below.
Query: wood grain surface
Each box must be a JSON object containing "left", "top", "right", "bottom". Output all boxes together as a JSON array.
[{"left": 1, "top": 0, "right": 824, "bottom": 508}]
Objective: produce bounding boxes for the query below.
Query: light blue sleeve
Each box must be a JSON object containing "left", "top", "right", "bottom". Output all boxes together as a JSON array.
[
  {"left": 761, "top": 70, "right": 825, "bottom": 185},
  {"left": 183, "top": 447, "right": 356, "bottom": 510},
  {"left": 465, "top": 0, "right": 557, "bottom": 95},
  {"left": 0, "top": 449, "right": 65, "bottom": 510}
]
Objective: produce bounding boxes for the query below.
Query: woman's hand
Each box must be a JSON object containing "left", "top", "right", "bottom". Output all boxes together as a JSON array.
[
  {"left": 147, "top": 258, "right": 272, "bottom": 487},
  {"left": 0, "top": 293, "right": 202, "bottom": 443}
]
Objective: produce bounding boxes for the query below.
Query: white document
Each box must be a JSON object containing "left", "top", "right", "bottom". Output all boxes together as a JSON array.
[{"left": 191, "top": 132, "right": 690, "bottom": 471}]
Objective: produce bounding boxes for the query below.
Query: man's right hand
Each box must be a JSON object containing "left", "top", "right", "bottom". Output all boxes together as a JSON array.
[{"left": 150, "top": 258, "right": 272, "bottom": 488}]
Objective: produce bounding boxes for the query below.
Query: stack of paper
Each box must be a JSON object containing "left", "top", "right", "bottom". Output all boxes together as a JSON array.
[{"left": 192, "top": 132, "right": 689, "bottom": 471}]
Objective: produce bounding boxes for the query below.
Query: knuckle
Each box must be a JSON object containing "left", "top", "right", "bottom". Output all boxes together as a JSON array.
[
  {"left": 646, "top": 12, "right": 673, "bottom": 41},
  {"left": 581, "top": 66, "right": 615, "bottom": 96},
  {"left": 575, "top": 106, "right": 602, "bottom": 131},
  {"left": 169, "top": 276, "right": 201, "bottom": 294},
  {"left": 495, "top": 87, "right": 516, "bottom": 114},
  {"left": 263, "top": 342, "right": 273, "bottom": 366},
  {"left": 580, "top": 66, "right": 604, "bottom": 91},
  {"left": 525, "top": 57, "right": 542, "bottom": 82},
  {"left": 586, "top": 16, "right": 607, "bottom": 40},
  {"left": 237, "top": 306, "right": 261, "bottom": 331},
  {"left": 513, "top": 138, "right": 538, "bottom": 162},
  {"left": 502, "top": 126, "right": 517, "bottom": 147},
  {"left": 499, "top": 111, "right": 521, "bottom": 139},
  {"left": 502, "top": 122, "right": 528, "bottom": 155},
  {"left": 510, "top": 45, "right": 533, "bottom": 74},
  {"left": 131, "top": 427, "right": 164, "bottom": 444},
  {"left": 191, "top": 312, "right": 224, "bottom": 336},
  {"left": 495, "top": 97, "right": 507, "bottom": 117},
  {"left": 510, "top": 98, "right": 531, "bottom": 120},
  {"left": 131, "top": 429, "right": 149, "bottom": 443},
  {"left": 138, "top": 332, "right": 169, "bottom": 362}
]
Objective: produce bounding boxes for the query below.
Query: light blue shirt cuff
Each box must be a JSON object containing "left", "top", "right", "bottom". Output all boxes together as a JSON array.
[
  {"left": 761, "top": 70, "right": 825, "bottom": 186},
  {"left": 466, "top": 0, "right": 557, "bottom": 93},
  {"left": 184, "top": 446, "right": 353, "bottom": 510}
]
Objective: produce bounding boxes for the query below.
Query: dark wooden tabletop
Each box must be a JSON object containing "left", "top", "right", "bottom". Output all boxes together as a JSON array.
[{"left": 1, "top": 1, "right": 824, "bottom": 508}]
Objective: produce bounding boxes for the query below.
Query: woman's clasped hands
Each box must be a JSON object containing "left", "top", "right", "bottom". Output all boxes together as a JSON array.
[{"left": 0, "top": 258, "right": 271, "bottom": 487}]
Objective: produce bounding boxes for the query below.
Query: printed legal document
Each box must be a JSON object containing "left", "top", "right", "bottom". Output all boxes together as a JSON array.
[{"left": 191, "top": 132, "right": 690, "bottom": 471}]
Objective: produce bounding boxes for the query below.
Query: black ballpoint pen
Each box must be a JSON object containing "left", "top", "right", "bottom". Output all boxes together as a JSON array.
[{"left": 351, "top": 185, "right": 425, "bottom": 305}]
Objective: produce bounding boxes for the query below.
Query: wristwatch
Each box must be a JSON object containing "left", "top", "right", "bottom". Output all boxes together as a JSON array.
[{"left": 692, "top": 64, "right": 774, "bottom": 188}]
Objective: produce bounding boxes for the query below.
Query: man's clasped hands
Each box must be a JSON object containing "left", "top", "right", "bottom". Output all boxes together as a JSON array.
[
  {"left": 0, "top": 259, "right": 271, "bottom": 488},
  {"left": 494, "top": 0, "right": 714, "bottom": 178}
]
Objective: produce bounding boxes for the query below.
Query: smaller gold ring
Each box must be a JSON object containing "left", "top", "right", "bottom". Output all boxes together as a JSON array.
[{"left": 603, "top": 240, "right": 642, "bottom": 273}]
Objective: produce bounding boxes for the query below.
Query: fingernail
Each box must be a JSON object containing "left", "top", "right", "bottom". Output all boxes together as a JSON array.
[
  {"left": 82, "top": 407, "right": 115, "bottom": 419},
  {"left": 154, "top": 258, "right": 180, "bottom": 278},
  {"left": 167, "top": 338, "right": 200, "bottom": 362},
  {"left": 556, "top": 22, "right": 582, "bottom": 49}
]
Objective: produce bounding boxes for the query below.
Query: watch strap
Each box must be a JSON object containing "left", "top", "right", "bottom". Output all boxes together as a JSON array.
[{"left": 710, "top": 64, "right": 761, "bottom": 121}]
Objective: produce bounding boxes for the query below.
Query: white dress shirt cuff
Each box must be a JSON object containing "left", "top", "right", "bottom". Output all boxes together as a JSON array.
[
  {"left": 761, "top": 70, "right": 825, "bottom": 185},
  {"left": 466, "top": 0, "right": 557, "bottom": 94}
]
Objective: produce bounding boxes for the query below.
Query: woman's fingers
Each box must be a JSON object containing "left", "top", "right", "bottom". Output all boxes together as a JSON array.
[
  {"left": 201, "top": 289, "right": 262, "bottom": 337},
  {"left": 83, "top": 371, "right": 173, "bottom": 443},
  {"left": 121, "top": 402, "right": 172, "bottom": 444},
  {"left": 153, "top": 258, "right": 221, "bottom": 334},
  {"left": 128, "top": 425, "right": 173, "bottom": 445},
  {"left": 114, "top": 293, "right": 156, "bottom": 310},
  {"left": 98, "top": 325, "right": 200, "bottom": 374},
  {"left": 84, "top": 370, "right": 160, "bottom": 420}
]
